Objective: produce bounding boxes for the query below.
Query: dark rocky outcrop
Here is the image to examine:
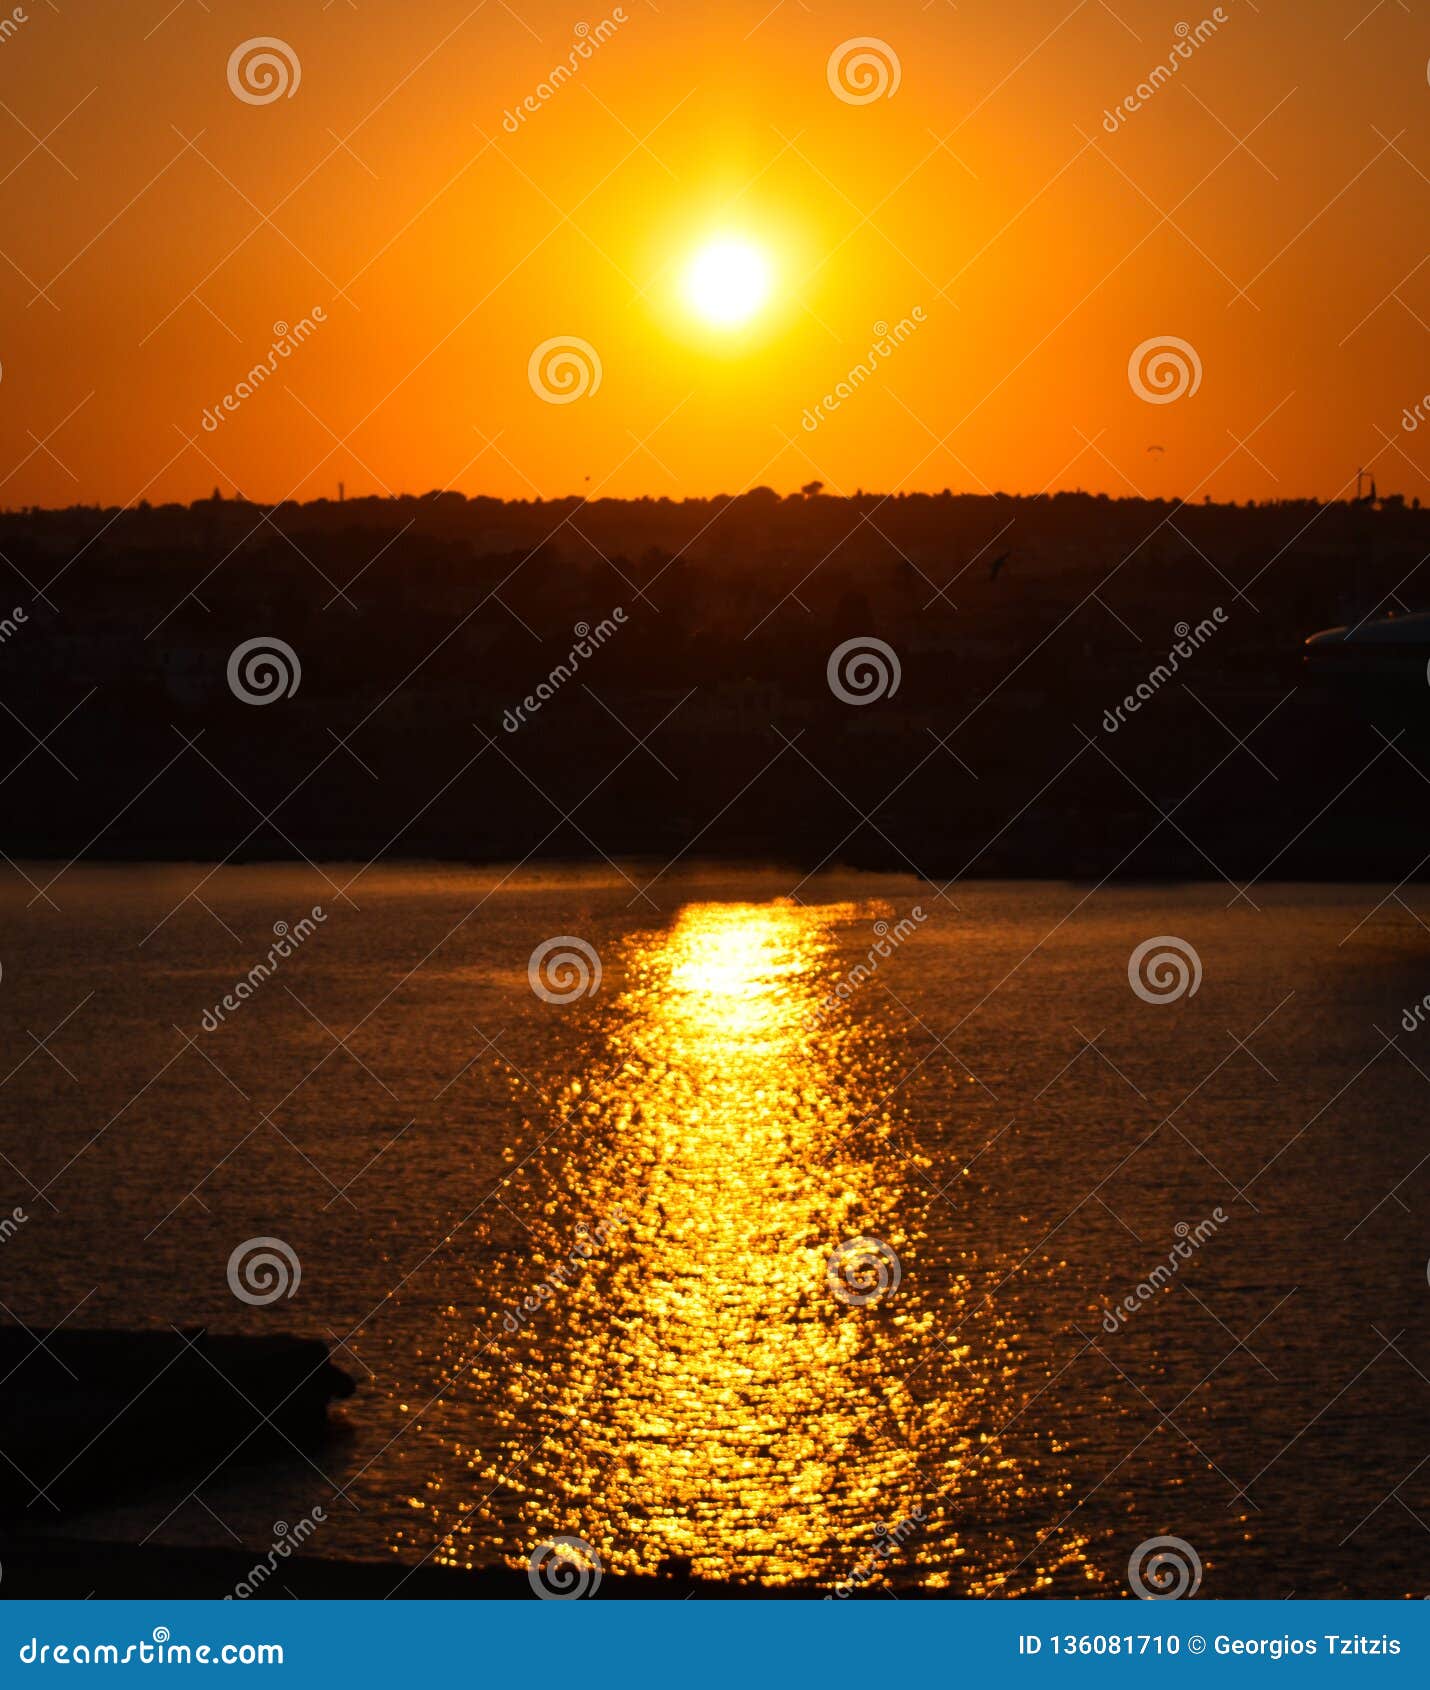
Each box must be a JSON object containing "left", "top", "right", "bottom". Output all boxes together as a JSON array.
[{"left": 0, "top": 1326, "right": 353, "bottom": 1514}]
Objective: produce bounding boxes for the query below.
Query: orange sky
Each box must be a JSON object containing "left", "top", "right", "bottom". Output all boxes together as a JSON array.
[{"left": 1, "top": 0, "right": 1427, "bottom": 508}]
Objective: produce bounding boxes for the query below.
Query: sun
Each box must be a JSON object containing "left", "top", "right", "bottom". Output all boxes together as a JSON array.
[{"left": 683, "top": 237, "right": 772, "bottom": 329}]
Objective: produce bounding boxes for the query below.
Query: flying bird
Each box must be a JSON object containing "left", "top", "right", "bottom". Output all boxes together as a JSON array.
[{"left": 1147, "top": 445, "right": 1165, "bottom": 454}]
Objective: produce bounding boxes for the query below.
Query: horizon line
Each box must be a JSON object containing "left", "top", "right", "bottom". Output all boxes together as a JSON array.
[{"left": 1, "top": 484, "right": 1420, "bottom": 517}]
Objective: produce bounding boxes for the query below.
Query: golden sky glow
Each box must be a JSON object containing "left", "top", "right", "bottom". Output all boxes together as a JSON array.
[{"left": 1, "top": 0, "right": 1427, "bottom": 505}]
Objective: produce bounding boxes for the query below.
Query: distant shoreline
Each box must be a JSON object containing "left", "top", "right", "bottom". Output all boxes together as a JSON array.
[
  {"left": 0, "top": 847, "right": 1426, "bottom": 887},
  {"left": 3, "top": 495, "right": 1427, "bottom": 892}
]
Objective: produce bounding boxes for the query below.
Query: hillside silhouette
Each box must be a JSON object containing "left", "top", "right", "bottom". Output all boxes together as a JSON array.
[{"left": 2, "top": 486, "right": 1428, "bottom": 882}]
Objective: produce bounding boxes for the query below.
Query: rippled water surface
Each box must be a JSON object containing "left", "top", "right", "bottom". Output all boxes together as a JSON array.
[{"left": 2, "top": 865, "right": 1425, "bottom": 1596}]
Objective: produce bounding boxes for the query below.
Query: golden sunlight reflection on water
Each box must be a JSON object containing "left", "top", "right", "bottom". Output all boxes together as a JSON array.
[{"left": 400, "top": 899, "right": 1094, "bottom": 1592}]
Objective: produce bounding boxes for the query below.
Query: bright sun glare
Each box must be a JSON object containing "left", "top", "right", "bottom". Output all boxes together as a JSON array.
[{"left": 684, "top": 238, "right": 772, "bottom": 329}]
